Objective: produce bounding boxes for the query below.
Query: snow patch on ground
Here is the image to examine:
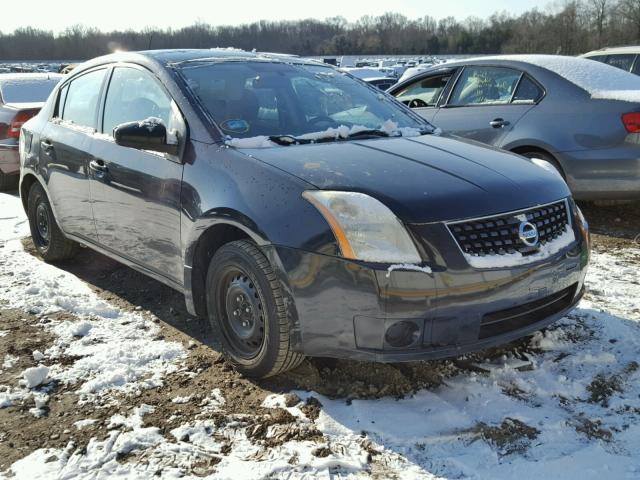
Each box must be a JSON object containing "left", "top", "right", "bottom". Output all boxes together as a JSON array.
[{"left": 0, "top": 193, "right": 186, "bottom": 403}]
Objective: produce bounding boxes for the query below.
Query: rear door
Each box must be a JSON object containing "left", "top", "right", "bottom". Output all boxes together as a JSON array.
[
  {"left": 432, "top": 66, "right": 541, "bottom": 146},
  {"left": 392, "top": 70, "right": 456, "bottom": 123},
  {"left": 89, "top": 65, "right": 186, "bottom": 283},
  {"left": 40, "top": 68, "right": 107, "bottom": 240}
]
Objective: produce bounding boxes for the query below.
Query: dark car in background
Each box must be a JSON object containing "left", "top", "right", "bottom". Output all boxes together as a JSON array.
[
  {"left": 388, "top": 55, "right": 640, "bottom": 201},
  {"left": 20, "top": 50, "right": 589, "bottom": 378},
  {"left": 0, "top": 73, "right": 62, "bottom": 190}
]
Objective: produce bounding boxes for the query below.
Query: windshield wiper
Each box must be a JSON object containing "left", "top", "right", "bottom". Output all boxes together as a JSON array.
[
  {"left": 269, "top": 129, "right": 391, "bottom": 146},
  {"left": 346, "top": 129, "right": 390, "bottom": 139}
]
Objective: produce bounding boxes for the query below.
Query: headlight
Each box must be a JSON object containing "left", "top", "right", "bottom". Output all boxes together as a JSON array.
[{"left": 302, "top": 190, "right": 421, "bottom": 264}]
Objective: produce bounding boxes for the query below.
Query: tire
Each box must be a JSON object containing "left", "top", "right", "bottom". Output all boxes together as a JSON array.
[
  {"left": 206, "top": 240, "right": 304, "bottom": 378},
  {"left": 0, "top": 171, "right": 18, "bottom": 192},
  {"left": 27, "top": 182, "right": 78, "bottom": 262},
  {"left": 519, "top": 151, "right": 566, "bottom": 180}
]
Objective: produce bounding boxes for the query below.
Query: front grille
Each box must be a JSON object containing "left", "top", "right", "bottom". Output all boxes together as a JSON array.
[
  {"left": 448, "top": 200, "right": 570, "bottom": 257},
  {"left": 479, "top": 283, "right": 578, "bottom": 339}
]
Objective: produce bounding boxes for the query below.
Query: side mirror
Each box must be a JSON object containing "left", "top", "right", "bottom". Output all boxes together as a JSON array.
[{"left": 114, "top": 118, "right": 179, "bottom": 155}]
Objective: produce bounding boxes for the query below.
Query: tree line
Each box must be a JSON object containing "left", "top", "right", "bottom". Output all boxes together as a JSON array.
[{"left": 1, "top": 0, "right": 639, "bottom": 61}]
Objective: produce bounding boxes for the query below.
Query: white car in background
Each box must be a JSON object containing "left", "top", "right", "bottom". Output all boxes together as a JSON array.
[{"left": 582, "top": 45, "right": 640, "bottom": 75}]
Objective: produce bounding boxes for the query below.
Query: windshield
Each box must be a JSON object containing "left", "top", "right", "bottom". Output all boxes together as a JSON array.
[
  {"left": 177, "top": 61, "right": 433, "bottom": 143},
  {"left": 0, "top": 77, "right": 61, "bottom": 104}
]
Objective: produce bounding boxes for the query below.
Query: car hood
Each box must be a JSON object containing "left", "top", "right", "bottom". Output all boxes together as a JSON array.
[{"left": 239, "top": 134, "right": 570, "bottom": 224}]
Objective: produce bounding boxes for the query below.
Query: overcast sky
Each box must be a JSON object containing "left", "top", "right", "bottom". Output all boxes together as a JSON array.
[{"left": 2, "top": 0, "right": 552, "bottom": 33}]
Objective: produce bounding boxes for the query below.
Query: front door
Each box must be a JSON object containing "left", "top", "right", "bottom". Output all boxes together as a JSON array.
[{"left": 89, "top": 66, "right": 186, "bottom": 284}]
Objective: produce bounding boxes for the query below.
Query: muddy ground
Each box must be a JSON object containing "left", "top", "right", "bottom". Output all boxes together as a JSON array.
[{"left": 0, "top": 201, "right": 638, "bottom": 473}]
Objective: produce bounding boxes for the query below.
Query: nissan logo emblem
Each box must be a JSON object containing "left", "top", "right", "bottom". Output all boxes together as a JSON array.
[{"left": 518, "top": 221, "right": 539, "bottom": 247}]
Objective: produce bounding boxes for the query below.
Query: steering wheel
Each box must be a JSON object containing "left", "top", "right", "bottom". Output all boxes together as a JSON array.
[
  {"left": 408, "top": 98, "right": 429, "bottom": 108},
  {"left": 308, "top": 115, "right": 340, "bottom": 129}
]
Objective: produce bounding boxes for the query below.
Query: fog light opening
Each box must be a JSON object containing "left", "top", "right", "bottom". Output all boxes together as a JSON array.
[{"left": 384, "top": 321, "right": 420, "bottom": 348}]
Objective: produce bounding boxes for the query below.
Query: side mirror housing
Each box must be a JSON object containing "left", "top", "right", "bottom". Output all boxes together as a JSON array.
[{"left": 114, "top": 118, "right": 179, "bottom": 155}]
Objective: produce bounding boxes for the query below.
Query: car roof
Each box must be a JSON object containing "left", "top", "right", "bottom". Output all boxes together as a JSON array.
[
  {"left": 76, "top": 48, "right": 324, "bottom": 71},
  {"left": 582, "top": 46, "right": 640, "bottom": 56}
]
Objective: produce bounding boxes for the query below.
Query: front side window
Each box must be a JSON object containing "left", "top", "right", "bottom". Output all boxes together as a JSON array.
[
  {"left": 61, "top": 69, "right": 106, "bottom": 128},
  {"left": 633, "top": 58, "right": 640, "bottom": 76},
  {"left": 102, "top": 67, "right": 174, "bottom": 136},
  {"left": 178, "top": 61, "right": 432, "bottom": 140},
  {"left": 395, "top": 74, "right": 452, "bottom": 108},
  {"left": 605, "top": 54, "right": 636, "bottom": 72},
  {"left": 449, "top": 67, "right": 522, "bottom": 106}
]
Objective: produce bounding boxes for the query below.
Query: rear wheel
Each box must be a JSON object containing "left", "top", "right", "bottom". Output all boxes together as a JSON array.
[
  {"left": 27, "top": 182, "right": 78, "bottom": 262},
  {"left": 0, "top": 171, "right": 18, "bottom": 191},
  {"left": 206, "top": 240, "right": 304, "bottom": 378}
]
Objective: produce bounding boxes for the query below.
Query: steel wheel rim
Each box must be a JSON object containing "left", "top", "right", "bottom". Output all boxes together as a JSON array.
[
  {"left": 219, "top": 266, "right": 265, "bottom": 359},
  {"left": 35, "top": 203, "right": 50, "bottom": 247}
]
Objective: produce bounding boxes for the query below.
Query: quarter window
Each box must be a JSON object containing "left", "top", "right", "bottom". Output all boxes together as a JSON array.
[
  {"left": 449, "top": 67, "right": 522, "bottom": 106},
  {"left": 61, "top": 69, "right": 106, "bottom": 128},
  {"left": 512, "top": 76, "right": 543, "bottom": 103},
  {"left": 395, "top": 74, "right": 452, "bottom": 108},
  {"left": 102, "top": 67, "right": 173, "bottom": 136}
]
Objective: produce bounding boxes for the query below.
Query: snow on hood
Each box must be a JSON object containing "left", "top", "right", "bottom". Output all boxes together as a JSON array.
[
  {"left": 225, "top": 121, "right": 425, "bottom": 149},
  {"left": 479, "top": 55, "right": 640, "bottom": 103}
]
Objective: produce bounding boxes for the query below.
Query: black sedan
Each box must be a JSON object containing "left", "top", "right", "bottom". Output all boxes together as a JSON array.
[{"left": 19, "top": 50, "right": 590, "bottom": 378}]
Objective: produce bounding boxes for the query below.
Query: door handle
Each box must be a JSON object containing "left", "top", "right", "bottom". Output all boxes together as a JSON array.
[
  {"left": 489, "top": 118, "right": 510, "bottom": 128},
  {"left": 89, "top": 159, "right": 107, "bottom": 177},
  {"left": 40, "top": 140, "right": 54, "bottom": 154}
]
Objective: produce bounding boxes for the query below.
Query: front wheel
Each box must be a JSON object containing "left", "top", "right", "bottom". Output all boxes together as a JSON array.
[
  {"left": 27, "top": 182, "right": 78, "bottom": 262},
  {"left": 206, "top": 240, "right": 304, "bottom": 378}
]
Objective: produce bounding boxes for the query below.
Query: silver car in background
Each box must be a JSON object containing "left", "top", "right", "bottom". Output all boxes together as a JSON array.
[{"left": 388, "top": 55, "right": 640, "bottom": 201}]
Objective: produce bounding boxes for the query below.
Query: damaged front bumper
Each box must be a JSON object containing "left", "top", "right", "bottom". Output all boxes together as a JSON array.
[{"left": 265, "top": 218, "right": 589, "bottom": 362}]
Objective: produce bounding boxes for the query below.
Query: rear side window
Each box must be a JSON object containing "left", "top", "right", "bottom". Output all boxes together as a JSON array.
[
  {"left": 0, "top": 77, "right": 61, "bottom": 104},
  {"left": 395, "top": 74, "right": 452, "bottom": 107},
  {"left": 61, "top": 69, "right": 106, "bottom": 128},
  {"left": 102, "top": 67, "right": 173, "bottom": 136},
  {"left": 449, "top": 67, "right": 522, "bottom": 106},
  {"left": 512, "top": 76, "right": 543, "bottom": 103},
  {"left": 633, "top": 58, "right": 640, "bottom": 76},
  {"left": 605, "top": 54, "right": 636, "bottom": 72}
]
